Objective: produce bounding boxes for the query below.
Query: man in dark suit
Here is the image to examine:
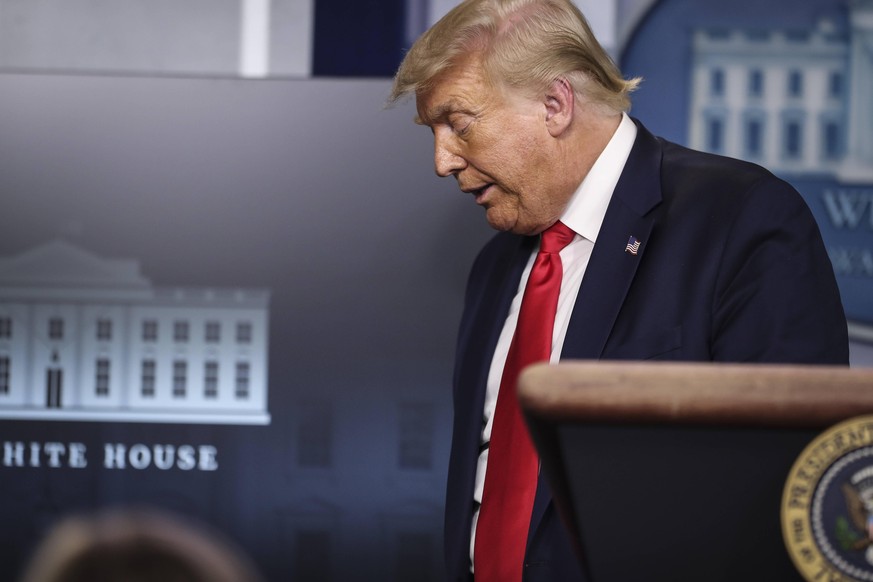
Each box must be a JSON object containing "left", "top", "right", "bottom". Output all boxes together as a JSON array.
[{"left": 388, "top": 0, "right": 849, "bottom": 580}]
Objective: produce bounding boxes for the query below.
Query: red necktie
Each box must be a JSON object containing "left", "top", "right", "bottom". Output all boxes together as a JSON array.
[{"left": 474, "top": 221, "right": 576, "bottom": 581}]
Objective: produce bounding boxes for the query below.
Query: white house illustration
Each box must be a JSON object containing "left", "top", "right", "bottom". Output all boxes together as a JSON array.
[
  {"left": 687, "top": 0, "right": 873, "bottom": 184},
  {"left": 0, "top": 240, "right": 270, "bottom": 425}
]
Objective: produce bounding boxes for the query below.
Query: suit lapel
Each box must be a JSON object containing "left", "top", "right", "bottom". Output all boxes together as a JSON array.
[
  {"left": 528, "top": 119, "right": 664, "bottom": 539},
  {"left": 455, "top": 234, "right": 535, "bottom": 419},
  {"left": 560, "top": 119, "right": 663, "bottom": 361},
  {"left": 446, "top": 232, "right": 535, "bottom": 576}
]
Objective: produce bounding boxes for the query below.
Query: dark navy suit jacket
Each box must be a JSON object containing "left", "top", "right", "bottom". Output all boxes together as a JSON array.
[{"left": 444, "top": 119, "right": 849, "bottom": 582}]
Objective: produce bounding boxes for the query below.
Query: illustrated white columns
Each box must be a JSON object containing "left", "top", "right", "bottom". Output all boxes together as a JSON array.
[{"left": 840, "top": 0, "right": 873, "bottom": 182}]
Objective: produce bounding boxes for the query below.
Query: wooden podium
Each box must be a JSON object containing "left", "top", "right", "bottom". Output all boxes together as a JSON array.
[{"left": 518, "top": 361, "right": 873, "bottom": 582}]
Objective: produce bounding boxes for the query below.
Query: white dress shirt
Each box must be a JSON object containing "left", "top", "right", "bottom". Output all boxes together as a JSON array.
[{"left": 469, "top": 113, "right": 638, "bottom": 569}]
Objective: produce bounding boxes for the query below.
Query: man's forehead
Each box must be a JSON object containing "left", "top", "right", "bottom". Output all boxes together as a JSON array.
[{"left": 415, "top": 61, "right": 491, "bottom": 124}]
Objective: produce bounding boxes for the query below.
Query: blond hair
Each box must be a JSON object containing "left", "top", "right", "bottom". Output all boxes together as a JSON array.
[{"left": 389, "top": 0, "right": 640, "bottom": 112}]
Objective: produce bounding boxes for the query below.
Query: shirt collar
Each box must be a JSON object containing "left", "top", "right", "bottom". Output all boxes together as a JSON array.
[{"left": 560, "top": 112, "right": 637, "bottom": 243}]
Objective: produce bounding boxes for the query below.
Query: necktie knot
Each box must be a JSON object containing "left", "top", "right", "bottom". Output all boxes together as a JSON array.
[{"left": 539, "top": 221, "right": 575, "bottom": 254}]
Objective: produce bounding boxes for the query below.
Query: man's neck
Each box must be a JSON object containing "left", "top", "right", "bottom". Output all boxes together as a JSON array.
[{"left": 561, "top": 107, "right": 623, "bottom": 195}]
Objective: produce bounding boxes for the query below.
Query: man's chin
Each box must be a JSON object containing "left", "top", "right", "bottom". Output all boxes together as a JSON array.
[
  {"left": 484, "top": 210, "right": 515, "bottom": 233},
  {"left": 486, "top": 209, "right": 542, "bottom": 234},
  {"left": 483, "top": 206, "right": 548, "bottom": 235}
]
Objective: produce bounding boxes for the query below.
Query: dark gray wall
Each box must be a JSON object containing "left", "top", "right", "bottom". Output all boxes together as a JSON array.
[{"left": 0, "top": 73, "right": 493, "bottom": 581}]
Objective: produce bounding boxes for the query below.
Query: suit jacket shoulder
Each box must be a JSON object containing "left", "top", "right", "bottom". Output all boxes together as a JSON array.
[{"left": 562, "top": 120, "right": 849, "bottom": 364}]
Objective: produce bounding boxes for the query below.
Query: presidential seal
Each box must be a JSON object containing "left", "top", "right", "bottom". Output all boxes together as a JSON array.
[{"left": 782, "top": 416, "right": 873, "bottom": 581}]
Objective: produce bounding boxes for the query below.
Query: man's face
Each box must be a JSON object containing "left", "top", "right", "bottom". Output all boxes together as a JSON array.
[{"left": 415, "top": 58, "right": 569, "bottom": 235}]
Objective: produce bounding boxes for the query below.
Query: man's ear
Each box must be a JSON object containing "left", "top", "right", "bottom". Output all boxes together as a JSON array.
[{"left": 544, "top": 77, "right": 575, "bottom": 137}]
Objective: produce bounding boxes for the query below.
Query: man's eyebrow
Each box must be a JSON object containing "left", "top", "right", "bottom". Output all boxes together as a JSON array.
[{"left": 415, "top": 100, "right": 467, "bottom": 126}]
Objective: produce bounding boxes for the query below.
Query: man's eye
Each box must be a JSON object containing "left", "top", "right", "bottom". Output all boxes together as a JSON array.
[{"left": 452, "top": 120, "right": 471, "bottom": 136}]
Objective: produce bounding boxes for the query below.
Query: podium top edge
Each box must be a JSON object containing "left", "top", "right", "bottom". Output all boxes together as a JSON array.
[{"left": 518, "top": 361, "right": 873, "bottom": 430}]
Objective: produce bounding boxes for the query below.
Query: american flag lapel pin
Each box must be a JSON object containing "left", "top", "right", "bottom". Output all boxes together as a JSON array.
[{"left": 625, "top": 235, "right": 641, "bottom": 255}]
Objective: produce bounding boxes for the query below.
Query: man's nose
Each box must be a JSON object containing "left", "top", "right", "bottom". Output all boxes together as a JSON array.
[{"left": 433, "top": 131, "right": 466, "bottom": 177}]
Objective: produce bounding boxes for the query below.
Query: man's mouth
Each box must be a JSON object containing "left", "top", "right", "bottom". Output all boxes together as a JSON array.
[{"left": 466, "top": 184, "right": 493, "bottom": 205}]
